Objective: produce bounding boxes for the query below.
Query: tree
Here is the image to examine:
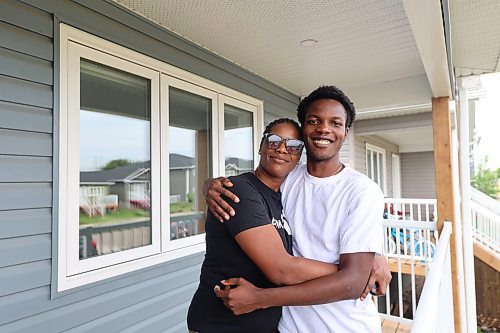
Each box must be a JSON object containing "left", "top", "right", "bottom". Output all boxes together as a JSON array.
[
  {"left": 102, "top": 159, "right": 132, "bottom": 170},
  {"left": 471, "top": 158, "right": 499, "bottom": 199}
]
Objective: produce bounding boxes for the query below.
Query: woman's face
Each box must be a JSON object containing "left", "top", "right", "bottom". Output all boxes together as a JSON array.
[{"left": 258, "top": 123, "right": 303, "bottom": 179}]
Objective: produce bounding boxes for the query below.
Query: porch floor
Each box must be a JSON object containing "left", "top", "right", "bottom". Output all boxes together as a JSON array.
[{"left": 381, "top": 319, "right": 412, "bottom": 333}]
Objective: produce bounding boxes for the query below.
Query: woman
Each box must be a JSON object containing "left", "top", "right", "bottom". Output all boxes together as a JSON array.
[{"left": 187, "top": 118, "right": 338, "bottom": 333}]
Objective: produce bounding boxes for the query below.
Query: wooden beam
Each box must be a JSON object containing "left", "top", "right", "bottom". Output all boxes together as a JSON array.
[
  {"left": 387, "top": 258, "right": 427, "bottom": 276},
  {"left": 473, "top": 241, "right": 500, "bottom": 272},
  {"left": 432, "top": 96, "right": 462, "bottom": 332}
]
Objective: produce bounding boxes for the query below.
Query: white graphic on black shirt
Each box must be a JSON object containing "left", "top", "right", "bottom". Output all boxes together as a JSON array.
[{"left": 272, "top": 210, "right": 292, "bottom": 235}]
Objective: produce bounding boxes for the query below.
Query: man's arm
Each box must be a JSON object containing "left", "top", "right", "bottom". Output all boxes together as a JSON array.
[{"left": 215, "top": 252, "right": 374, "bottom": 315}]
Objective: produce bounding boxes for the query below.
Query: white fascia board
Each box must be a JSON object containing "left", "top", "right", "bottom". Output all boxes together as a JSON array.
[{"left": 403, "top": 0, "right": 452, "bottom": 97}]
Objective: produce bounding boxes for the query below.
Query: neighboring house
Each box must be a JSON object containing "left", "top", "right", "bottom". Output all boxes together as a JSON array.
[
  {"left": 342, "top": 110, "right": 436, "bottom": 200},
  {"left": 225, "top": 157, "right": 253, "bottom": 176},
  {"left": 80, "top": 161, "right": 150, "bottom": 211},
  {"left": 169, "top": 153, "right": 196, "bottom": 203},
  {"left": 1, "top": 1, "right": 498, "bottom": 332}
]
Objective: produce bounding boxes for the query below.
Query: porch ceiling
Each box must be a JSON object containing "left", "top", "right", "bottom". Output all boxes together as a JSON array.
[
  {"left": 375, "top": 127, "right": 434, "bottom": 153},
  {"left": 110, "top": 0, "right": 498, "bottom": 113},
  {"left": 111, "top": 0, "right": 433, "bottom": 112}
]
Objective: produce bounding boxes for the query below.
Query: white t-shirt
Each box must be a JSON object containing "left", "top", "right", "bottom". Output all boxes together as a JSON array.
[{"left": 278, "top": 163, "right": 384, "bottom": 333}]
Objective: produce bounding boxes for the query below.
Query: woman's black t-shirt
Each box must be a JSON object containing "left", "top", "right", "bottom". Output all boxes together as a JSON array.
[{"left": 187, "top": 172, "right": 293, "bottom": 333}]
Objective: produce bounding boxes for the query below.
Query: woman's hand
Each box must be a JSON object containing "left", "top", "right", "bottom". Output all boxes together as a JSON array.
[
  {"left": 214, "top": 278, "right": 264, "bottom": 315},
  {"left": 203, "top": 177, "right": 239, "bottom": 222}
]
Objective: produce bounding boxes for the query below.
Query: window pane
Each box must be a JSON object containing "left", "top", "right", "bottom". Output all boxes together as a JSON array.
[
  {"left": 224, "top": 104, "right": 254, "bottom": 176},
  {"left": 79, "top": 59, "right": 152, "bottom": 260},
  {"left": 169, "top": 87, "right": 212, "bottom": 240},
  {"left": 379, "top": 153, "right": 385, "bottom": 189},
  {"left": 366, "top": 149, "right": 371, "bottom": 177}
]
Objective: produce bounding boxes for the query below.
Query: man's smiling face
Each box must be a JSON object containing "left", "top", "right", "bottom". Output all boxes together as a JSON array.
[{"left": 302, "top": 99, "right": 349, "bottom": 163}]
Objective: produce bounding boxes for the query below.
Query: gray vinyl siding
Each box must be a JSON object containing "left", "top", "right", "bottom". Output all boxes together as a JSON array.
[
  {"left": 0, "top": 0, "right": 299, "bottom": 332},
  {"left": 400, "top": 151, "right": 436, "bottom": 199},
  {"left": 353, "top": 135, "right": 399, "bottom": 197},
  {"left": 339, "top": 132, "right": 353, "bottom": 167}
]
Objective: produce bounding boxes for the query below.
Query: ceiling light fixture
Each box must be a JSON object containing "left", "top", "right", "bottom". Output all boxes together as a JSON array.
[{"left": 300, "top": 39, "right": 318, "bottom": 47}]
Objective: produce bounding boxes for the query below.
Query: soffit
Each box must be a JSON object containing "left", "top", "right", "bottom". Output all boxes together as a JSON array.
[
  {"left": 111, "top": 0, "right": 427, "bottom": 104},
  {"left": 450, "top": 0, "right": 500, "bottom": 77}
]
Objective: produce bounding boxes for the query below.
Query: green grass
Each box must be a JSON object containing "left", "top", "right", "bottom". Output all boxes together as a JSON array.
[
  {"left": 79, "top": 202, "right": 194, "bottom": 225},
  {"left": 80, "top": 208, "right": 150, "bottom": 225},
  {"left": 170, "top": 201, "right": 194, "bottom": 214}
]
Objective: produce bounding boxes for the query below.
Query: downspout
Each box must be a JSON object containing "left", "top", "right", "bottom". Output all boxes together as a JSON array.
[{"left": 458, "top": 80, "right": 478, "bottom": 332}]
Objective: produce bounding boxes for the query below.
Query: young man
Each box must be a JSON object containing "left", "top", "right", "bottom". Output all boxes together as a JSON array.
[{"left": 207, "top": 86, "right": 389, "bottom": 332}]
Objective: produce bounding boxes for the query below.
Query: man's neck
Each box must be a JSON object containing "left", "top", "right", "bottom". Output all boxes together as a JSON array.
[{"left": 306, "top": 159, "right": 343, "bottom": 178}]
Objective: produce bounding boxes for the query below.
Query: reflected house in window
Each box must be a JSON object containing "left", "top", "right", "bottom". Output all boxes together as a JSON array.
[
  {"left": 80, "top": 154, "right": 196, "bottom": 215},
  {"left": 80, "top": 161, "right": 150, "bottom": 215},
  {"left": 169, "top": 153, "right": 196, "bottom": 204},
  {"left": 225, "top": 157, "right": 253, "bottom": 176}
]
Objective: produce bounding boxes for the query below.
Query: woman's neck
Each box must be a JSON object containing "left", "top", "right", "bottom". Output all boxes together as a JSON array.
[{"left": 253, "top": 166, "right": 285, "bottom": 192}]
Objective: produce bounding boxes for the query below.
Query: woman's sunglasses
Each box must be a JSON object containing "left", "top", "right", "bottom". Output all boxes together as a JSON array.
[{"left": 263, "top": 133, "right": 304, "bottom": 155}]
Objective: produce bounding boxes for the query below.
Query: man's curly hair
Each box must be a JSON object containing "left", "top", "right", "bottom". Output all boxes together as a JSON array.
[{"left": 297, "top": 85, "right": 356, "bottom": 128}]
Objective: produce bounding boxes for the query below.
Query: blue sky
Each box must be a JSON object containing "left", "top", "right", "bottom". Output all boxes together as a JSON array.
[{"left": 79, "top": 110, "right": 253, "bottom": 171}]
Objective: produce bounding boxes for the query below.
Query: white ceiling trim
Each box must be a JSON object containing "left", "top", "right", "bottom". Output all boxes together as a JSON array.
[{"left": 403, "top": 0, "right": 452, "bottom": 97}]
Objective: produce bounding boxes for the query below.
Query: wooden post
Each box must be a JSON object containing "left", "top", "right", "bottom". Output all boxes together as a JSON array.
[{"left": 432, "top": 96, "right": 462, "bottom": 332}]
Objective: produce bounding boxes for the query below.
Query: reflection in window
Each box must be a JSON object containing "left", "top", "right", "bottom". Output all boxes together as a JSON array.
[
  {"left": 224, "top": 105, "right": 253, "bottom": 176},
  {"left": 169, "top": 87, "right": 212, "bottom": 240},
  {"left": 79, "top": 59, "right": 152, "bottom": 259}
]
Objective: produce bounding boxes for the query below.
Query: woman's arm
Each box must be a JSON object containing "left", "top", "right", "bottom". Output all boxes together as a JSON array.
[
  {"left": 216, "top": 252, "right": 374, "bottom": 315},
  {"left": 235, "top": 224, "right": 337, "bottom": 285}
]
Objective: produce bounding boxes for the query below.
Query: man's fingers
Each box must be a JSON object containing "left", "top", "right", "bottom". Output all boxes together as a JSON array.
[
  {"left": 359, "top": 286, "right": 371, "bottom": 301},
  {"left": 376, "top": 280, "right": 388, "bottom": 296},
  {"left": 222, "top": 178, "right": 234, "bottom": 188},
  {"left": 207, "top": 198, "right": 230, "bottom": 222},
  {"left": 206, "top": 188, "right": 237, "bottom": 217},
  {"left": 360, "top": 276, "right": 375, "bottom": 300},
  {"left": 216, "top": 187, "right": 240, "bottom": 205}
]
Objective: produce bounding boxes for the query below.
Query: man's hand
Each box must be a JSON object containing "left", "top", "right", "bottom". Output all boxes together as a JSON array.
[
  {"left": 214, "top": 278, "right": 263, "bottom": 315},
  {"left": 360, "top": 255, "right": 392, "bottom": 300},
  {"left": 203, "top": 177, "right": 239, "bottom": 222}
]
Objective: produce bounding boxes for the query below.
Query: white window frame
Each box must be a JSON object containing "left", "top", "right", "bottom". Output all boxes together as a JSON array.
[
  {"left": 218, "top": 94, "right": 261, "bottom": 176},
  {"left": 366, "top": 143, "right": 387, "bottom": 195},
  {"left": 58, "top": 24, "right": 263, "bottom": 291},
  {"left": 160, "top": 75, "right": 219, "bottom": 251}
]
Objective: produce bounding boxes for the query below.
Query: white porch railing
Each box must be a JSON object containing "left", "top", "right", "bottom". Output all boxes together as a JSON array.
[
  {"left": 410, "top": 222, "right": 454, "bottom": 332},
  {"left": 379, "top": 198, "right": 453, "bottom": 331},
  {"left": 470, "top": 188, "right": 500, "bottom": 253},
  {"left": 383, "top": 198, "right": 438, "bottom": 262}
]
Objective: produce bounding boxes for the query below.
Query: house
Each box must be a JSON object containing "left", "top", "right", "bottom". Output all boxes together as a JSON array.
[
  {"left": 1, "top": 0, "right": 499, "bottom": 332},
  {"left": 225, "top": 157, "right": 253, "bottom": 176}
]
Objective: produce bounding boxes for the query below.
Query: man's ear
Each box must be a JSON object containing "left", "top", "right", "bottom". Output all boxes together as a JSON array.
[{"left": 344, "top": 126, "right": 350, "bottom": 139}]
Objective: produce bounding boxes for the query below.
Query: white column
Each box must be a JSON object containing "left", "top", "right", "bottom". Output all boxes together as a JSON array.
[
  {"left": 451, "top": 124, "right": 467, "bottom": 333},
  {"left": 458, "top": 82, "right": 478, "bottom": 332}
]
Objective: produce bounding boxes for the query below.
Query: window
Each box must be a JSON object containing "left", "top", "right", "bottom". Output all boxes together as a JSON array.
[
  {"left": 58, "top": 24, "right": 263, "bottom": 291},
  {"left": 366, "top": 143, "right": 387, "bottom": 195},
  {"left": 221, "top": 96, "right": 258, "bottom": 177}
]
